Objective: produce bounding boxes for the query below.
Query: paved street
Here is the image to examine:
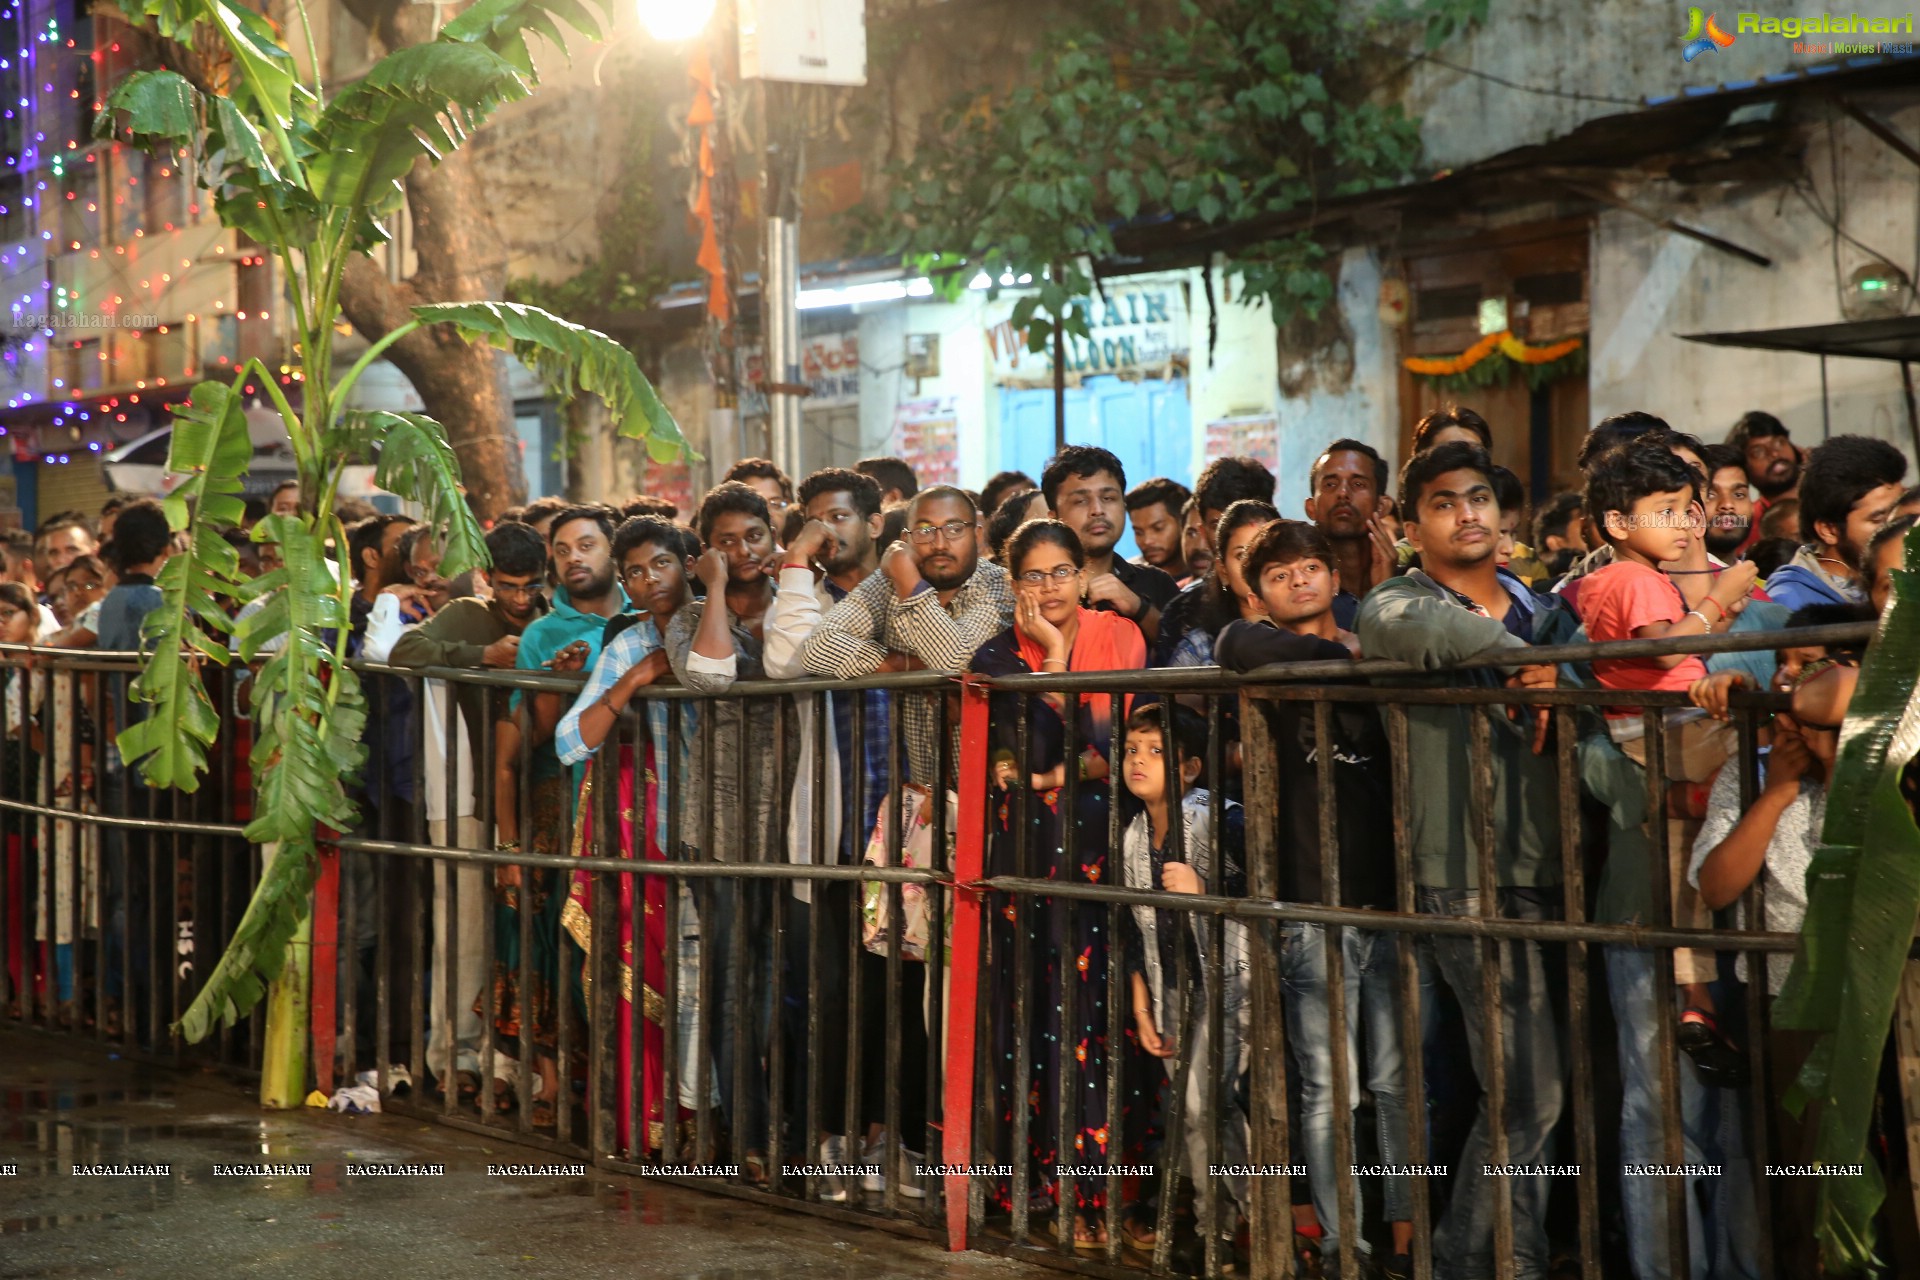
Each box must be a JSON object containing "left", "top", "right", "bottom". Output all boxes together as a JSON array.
[{"left": 0, "top": 1032, "right": 1030, "bottom": 1280}]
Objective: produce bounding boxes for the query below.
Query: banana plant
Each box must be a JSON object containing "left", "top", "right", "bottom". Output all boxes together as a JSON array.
[
  {"left": 93, "top": 0, "right": 691, "bottom": 1079},
  {"left": 1773, "top": 524, "right": 1920, "bottom": 1273}
]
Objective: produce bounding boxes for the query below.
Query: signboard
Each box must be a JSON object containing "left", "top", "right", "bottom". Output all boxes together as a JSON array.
[
  {"left": 984, "top": 278, "right": 1189, "bottom": 385},
  {"left": 741, "top": 330, "right": 861, "bottom": 417},
  {"left": 738, "top": 0, "right": 866, "bottom": 86},
  {"left": 890, "top": 397, "right": 958, "bottom": 491}
]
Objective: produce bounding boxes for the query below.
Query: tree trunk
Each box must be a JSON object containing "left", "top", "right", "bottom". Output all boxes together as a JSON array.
[
  {"left": 333, "top": 0, "right": 524, "bottom": 520},
  {"left": 565, "top": 392, "right": 614, "bottom": 504}
]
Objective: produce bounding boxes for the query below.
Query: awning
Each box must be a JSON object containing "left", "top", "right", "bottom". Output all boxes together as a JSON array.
[
  {"left": 1680, "top": 315, "right": 1920, "bottom": 453},
  {"left": 1680, "top": 314, "right": 1920, "bottom": 362}
]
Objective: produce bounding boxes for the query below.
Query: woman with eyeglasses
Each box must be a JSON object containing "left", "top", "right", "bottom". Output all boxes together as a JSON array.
[
  {"left": 968, "top": 518, "right": 1145, "bottom": 1250},
  {"left": 45, "top": 555, "right": 107, "bottom": 650}
]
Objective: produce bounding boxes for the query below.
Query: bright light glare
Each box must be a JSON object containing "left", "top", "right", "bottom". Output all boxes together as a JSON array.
[{"left": 636, "top": 0, "right": 716, "bottom": 42}]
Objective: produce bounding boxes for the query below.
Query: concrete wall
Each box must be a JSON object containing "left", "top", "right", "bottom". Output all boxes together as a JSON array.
[{"left": 1588, "top": 103, "right": 1920, "bottom": 461}]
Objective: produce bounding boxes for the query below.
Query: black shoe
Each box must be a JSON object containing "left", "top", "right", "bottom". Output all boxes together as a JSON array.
[
  {"left": 1381, "top": 1252, "right": 1414, "bottom": 1280},
  {"left": 1678, "top": 1007, "right": 1749, "bottom": 1087}
]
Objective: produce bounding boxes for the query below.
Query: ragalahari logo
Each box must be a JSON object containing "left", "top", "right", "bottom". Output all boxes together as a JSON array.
[{"left": 1683, "top": 7, "right": 1737, "bottom": 59}]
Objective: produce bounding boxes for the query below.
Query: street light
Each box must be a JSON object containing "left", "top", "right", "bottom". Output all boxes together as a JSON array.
[{"left": 634, "top": 0, "right": 716, "bottom": 43}]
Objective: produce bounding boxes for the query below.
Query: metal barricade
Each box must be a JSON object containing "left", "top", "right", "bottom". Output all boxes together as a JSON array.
[{"left": 0, "top": 620, "right": 1899, "bottom": 1280}]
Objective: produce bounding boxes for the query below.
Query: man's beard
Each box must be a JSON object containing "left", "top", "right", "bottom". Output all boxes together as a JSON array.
[
  {"left": 824, "top": 534, "right": 872, "bottom": 577},
  {"left": 1755, "top": 465, "right": 1799, "bottom": 500},
  {"left": 571, "top": 564, "right": 617, "bottom": 601},
  {"left": 1704, "top": 525, "right": 1748, "bottom": 558},
  {"left": 921, "top": 554, "right": 973, "bottom": 591}
]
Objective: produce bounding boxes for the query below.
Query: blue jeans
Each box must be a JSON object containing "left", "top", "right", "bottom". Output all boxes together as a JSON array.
[
  {"left": 1418, "top": 886, "right": 1565, "bottom": 1280},
  {"left": 1280, "top": 923, "right": 1412, "bottom": 1270},
  {"left": 1606, "top": 946, "right": 1758, "bottom": 1280}
]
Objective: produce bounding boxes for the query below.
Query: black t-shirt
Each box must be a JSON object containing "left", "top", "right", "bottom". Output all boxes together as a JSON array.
[{"left": 1215, "top": 618, "right": 1396, "bottom": 910}]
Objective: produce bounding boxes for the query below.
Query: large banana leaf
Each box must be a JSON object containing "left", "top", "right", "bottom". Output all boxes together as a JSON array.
[
  {"left": 236, "top": 514, "right": 365, "bottom": 845},
  {"left": 95, "top": 70, "right": 329, "bottom": 248},
  {"left": 1774, "top": 524, "right": 1920, "bottom": 1272},
  {"left": 411, "top": 301, "right": 694, "bottom": 462},
  {"left": 173, "top": 826, "right": 321, "bottom": 1042},
  {"left": 328, "top": 410, "right": 490, "bottom": 579},
  {"left": 115, "top": 375, "right": 253, "bottom": 790},
  {"left": 308, "top": 43, "right": 533, "bottom": 218}
]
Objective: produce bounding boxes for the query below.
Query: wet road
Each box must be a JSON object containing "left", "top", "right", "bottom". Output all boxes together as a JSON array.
[{"left": 0, "top": 1031, "right": 1032, "bottom": 1280}]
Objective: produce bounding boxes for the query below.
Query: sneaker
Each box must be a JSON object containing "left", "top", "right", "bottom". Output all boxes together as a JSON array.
[
  {"left": 818, "top": 1135, "right": 849, "bottom": 1203},
  {"left": 1678, "top": 1007, "right": 1748, "bottom": 1087},
  {"left": 895, "top": 1148, "right": 926, "bottom": 1199},
  {"left": 1382, "top": 1252, "right": 1414, "bottom": 1280},
  {"left": 860, "top": 1134, "right": 887, "bottom": 1194}
]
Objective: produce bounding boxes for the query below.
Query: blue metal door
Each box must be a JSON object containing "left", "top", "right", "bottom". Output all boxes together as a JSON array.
[{"left": 996, "top": 376, "right": 1190, "bottom": 560}]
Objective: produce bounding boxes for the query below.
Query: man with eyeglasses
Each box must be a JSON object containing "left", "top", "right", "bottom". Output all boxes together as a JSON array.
[
  {"left": 801, "top": 484, "right": 1013, "bottom": 790},
  {"left": 1042, "top": 445, "right": 1179, "bottom": 645},
  {"left": 370, "top": 520, "right": 551, "bottom": 1103}
]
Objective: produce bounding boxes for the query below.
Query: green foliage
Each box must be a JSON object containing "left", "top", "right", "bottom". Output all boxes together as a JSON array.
[
  {"left": 97, "top": 0, "right": 678, "bottom": 1044},
  {"left": 173, "top": 827, "right": 322, "bottom": 1043},
  {"left": 1773, "top": 526, "right": 1920, "bottom": 1273},
  {"left": 115, "top": 371, "right": 256, "bottom": 790},
  {"left": 335, "top": 410, "right": 491, "bottom": 578},
  {"left": 237, "top": 515, "right": 365, "bottom": 845},
  {"left": 871, "top": 0, "right": 1464, "bottom": 339},
  {"left": 309, "top": 43, "right": 534, "bottom": 222},
  {"left": 412, "top": 302, "right": 695, "bottom": 463}
]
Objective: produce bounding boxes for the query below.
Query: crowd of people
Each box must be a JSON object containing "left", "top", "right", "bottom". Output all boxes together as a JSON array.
[{"left": 0, "top": 407, "right": 1912, "bottom": 1279}]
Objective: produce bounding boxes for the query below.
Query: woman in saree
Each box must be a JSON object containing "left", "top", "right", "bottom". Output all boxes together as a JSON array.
[
  {"left": 970, "top": 518, "right": 1146, "bottom": 1250},
  {"left": 553, "top": 515, "right": 693, "bottom": 1156}
]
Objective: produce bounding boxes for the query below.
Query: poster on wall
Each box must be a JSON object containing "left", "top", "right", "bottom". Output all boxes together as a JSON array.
[
  {"left": 891, "top": 397, "right": 958, "bottom": 490},
  {"left": 740, "top": 331, "right": 861, "bottom": 420},
  {"left": 984, "top": 275, "right": 1190, "bottom": 386},
  {"left": 1205, "top": 415, "right": 1278, "bottom": 471}
]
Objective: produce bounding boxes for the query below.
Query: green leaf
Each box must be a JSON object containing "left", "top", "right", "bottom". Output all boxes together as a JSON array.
[
  {"left": 1773, "top": 527, "right": 1920, "bottom": 1270},
  {"left": 308, "top": 43, "right": 533, "bottom": 217},
  {"left": 173, "top": 828, "right": 321, "bottom": 1042},
  {"left": 93, "top": 69, "right": 199, "bottom": 146},
  {"left": 106, "top": 0, "right": 307, "bottom": 126},
  {"left": 410, "top": 301, "right": 693, "bottom": 463},
  {"left": 115, "top": 373, "right": 254, "bottom": 791},
  {"left": 337, "top": 410, "right": 491, "bottom": 579},
  {"left": 241, "top": 515, "right": 362, "bottom": 847}
]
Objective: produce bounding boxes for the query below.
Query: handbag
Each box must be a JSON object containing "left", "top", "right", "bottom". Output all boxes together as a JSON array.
[{"left": 860, "top": 783, "right": 954, "bottom": 962}]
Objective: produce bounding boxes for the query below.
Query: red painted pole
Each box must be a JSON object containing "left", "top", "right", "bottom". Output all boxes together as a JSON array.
[
  {"left": 943, "top": 676, "right": 991, "bottom": 1251},
  {"left": 310, "top": 835, "right": 338, "bottom": 1094}
]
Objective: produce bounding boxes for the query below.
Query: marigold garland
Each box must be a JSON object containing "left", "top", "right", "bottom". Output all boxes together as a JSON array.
[{"left": 1404, "top": 331, "right": 1582, "bottom": 376}]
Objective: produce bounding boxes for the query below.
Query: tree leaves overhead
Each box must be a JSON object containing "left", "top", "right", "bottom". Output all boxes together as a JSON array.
[
  {"left": 411, "top": 302, "right": 694, "bottom": 462},
  {"left": 332, "top": 410, "right": 491, "bottom": 580},
  {"left": 871, "top": 0, "right": 1436, "bottom": 322},
  {"left": 115, "top": 373, "right": 252, "bottom": 791},
  {"left": 1773, "top": 527, "right": 1920, "bottom": 1272},
  {"left": 440, "top": 0, "right": 606, "bottom": 76},
  {"left": 105, "top": 0, "right": 309, "bottom": 125}
]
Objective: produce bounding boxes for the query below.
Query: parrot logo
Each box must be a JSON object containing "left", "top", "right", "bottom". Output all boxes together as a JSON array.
[{"left": 1683, "top": 8, "right": 1736, "bottom": 60}]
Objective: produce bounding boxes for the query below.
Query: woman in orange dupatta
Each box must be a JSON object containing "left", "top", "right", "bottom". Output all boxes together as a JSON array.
[{"left": 970, "top": 518, "right": 1145, "bottom": 1250}]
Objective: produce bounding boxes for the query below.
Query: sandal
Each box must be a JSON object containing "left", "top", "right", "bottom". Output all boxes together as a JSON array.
[
  {"left": 530, "top": 1098, "right": 555, "bottom": 1129},
  {"left": 1678, "top": 1007, "right": 1748, "bottom": 1088},
  {"left": 1120, "top": 1211, "right": 1157, "bottom": 1252},
  {"left": 744, "top": 1150, "right": 770, "bottom": 1186},
  {"left": 491, "top": 1079, "right": 516, "bottom": 1115},
  {"left": 1073, "top": 1213, "right": 1110, "bottom": 1254}
]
